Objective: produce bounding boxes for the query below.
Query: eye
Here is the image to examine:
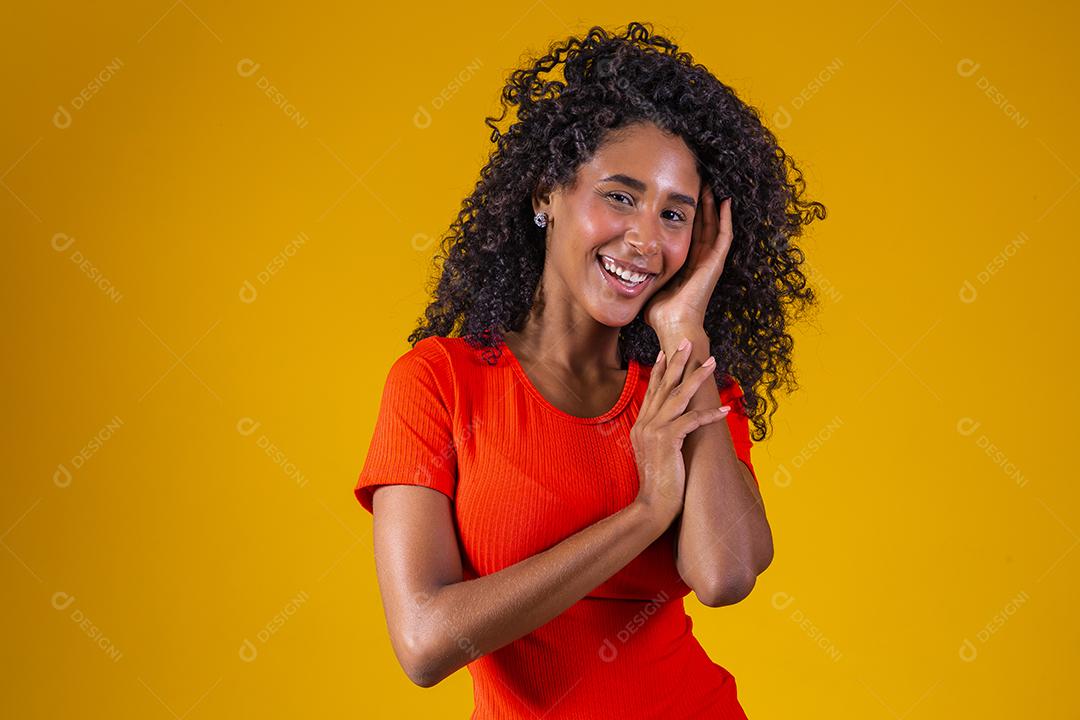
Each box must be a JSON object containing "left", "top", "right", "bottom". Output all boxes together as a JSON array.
[{"left": 605, "top": 191, "right": 686, "bottom": 223}]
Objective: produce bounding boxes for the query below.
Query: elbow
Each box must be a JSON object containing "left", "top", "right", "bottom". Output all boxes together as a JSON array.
[
  {"left": 394, "top": 625, "right": 447, "bottom": 688},
  {"left": 755, "top": 537, "right": 775, "bottom": 576},
  {"left": 697, "top": 571, "right": 758, "bottom": 608},
  {"left": 401, "top": 644, "right": 447, "bottom": 688},
  {"left": 400, "top": 642, "right": 435, "bottom": 688},
  {"left": 391, "top": 587, "right": 481, "bottom": 687},
  {"left": 406, "top": 665, "right": 443, "bottom": 689}
]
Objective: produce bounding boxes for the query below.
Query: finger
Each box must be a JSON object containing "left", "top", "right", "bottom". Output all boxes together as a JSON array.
[
  {"left": 658, "top": 355, "right": 720, "bottom": 422},
  {"left": 642, "top": 349, "right": 666, "bottom": 410},
  {"left": 641, "top": 348, "right": 672, "bottom": 424},
  {"left": 692, "top": 187, "right": 705, "bottom": 237},
  {"left": 660, "top": 339, "right": 695, "bottom": 397},
  {"left": 717, "top": 194, "right": 732, "bottom": 242},
  {"left": 688, "top": 188, "right": 707, "bottom": 264},
  {"left": 672, "top": 405, "right": 731, "bottom": 440},
  {"left": 701, "top": 186, "right": 718, "bottom": 245}
]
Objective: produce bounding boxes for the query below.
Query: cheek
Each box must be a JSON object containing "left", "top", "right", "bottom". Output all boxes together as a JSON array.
[
  {"left": 665, "top": 239, "right": 693, "bottom": 275},
  {"left": 576, "top": 207, "right": 624, "bottom": 245}
]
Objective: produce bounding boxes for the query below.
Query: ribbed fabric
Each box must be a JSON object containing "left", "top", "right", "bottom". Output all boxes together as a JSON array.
[{"left": 354, "top": 335, "right": 757, "bottom": 719}]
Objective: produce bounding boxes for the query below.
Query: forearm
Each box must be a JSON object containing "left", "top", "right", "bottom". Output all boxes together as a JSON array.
[
  {"left": 657, "top": 327, "right": 772, "bottom": 605},
  {"left": 414, "top": 500, "right": 667, "bottom": 685}
]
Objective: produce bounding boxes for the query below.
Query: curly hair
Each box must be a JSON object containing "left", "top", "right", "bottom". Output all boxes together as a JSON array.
[{"left": 407, "top": 20, "right": 826, "bottom": 441}]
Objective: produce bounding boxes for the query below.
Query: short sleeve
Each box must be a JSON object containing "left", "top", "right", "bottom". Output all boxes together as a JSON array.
[
  {"left": 719, "top": 376, "right": 758, "bottom": 487},
  {"left": 353, "top": 343, "right": 458, "bottom": 514}
]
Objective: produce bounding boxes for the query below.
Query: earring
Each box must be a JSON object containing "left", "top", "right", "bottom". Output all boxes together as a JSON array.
[{"left": 533, "top": 211, "right": 548, "bottom": 228}]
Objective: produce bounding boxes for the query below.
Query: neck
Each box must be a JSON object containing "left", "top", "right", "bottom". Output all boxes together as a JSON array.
[{"left": 505, "top": 308, "right": 625, "bottom": 378}]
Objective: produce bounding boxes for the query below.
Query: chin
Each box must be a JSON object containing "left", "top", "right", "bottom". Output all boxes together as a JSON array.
[
  {"left": 595, "top": 316, "right": 634, "bottom": 329},
  {"left": 588, "top": 301, "right": 645, "bottom": 329}
]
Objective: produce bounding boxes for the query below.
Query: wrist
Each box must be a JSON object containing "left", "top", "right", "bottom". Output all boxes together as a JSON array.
[
  {"left": 656, "top": 326, "right": 709, "bottom": 356},
  {"left": 652, "top": 318, "right": 705, "bottom": 338},
  {"left": 629, "top": 496, "right": 678, "bottom": 536}
]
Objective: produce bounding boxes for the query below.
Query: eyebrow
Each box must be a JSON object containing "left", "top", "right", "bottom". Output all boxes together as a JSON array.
[{"left": 599, "top": 173, "right": 698, "bottom": 207}]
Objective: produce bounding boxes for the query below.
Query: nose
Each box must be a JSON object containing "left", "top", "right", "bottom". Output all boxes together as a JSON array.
[{"left": 624, "top": 221, "right": 661, "bottom": 259}]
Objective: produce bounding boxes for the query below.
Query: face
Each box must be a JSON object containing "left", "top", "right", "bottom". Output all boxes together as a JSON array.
[{"left": 533, "top": 121, "right": 701, "bottom": 328}]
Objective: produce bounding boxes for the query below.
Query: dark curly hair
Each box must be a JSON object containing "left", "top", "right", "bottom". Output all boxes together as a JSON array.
[{"left": 407, "top": 20, "right": 826, "bottom": 441}]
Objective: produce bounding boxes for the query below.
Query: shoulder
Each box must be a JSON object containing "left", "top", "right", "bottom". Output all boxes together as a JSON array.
[
  {"left": 408, "top": 335, "right": 453, "bottom": 367},
  {"left": 376, "top": 337, "right": 450, "bottom": 398},
  {"left": 419, "top": 335, "right": 510, "bottom": 374},
  {"left": 386, "top": 335, "right": 494, "bottom": 392}
]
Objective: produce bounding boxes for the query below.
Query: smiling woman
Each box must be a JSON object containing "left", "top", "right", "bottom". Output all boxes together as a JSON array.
[
  {"left": 409, "top": 23, "right": 825, "bottom": 442},
  {"left": 532, "top": 122, "right": 703, "bottom": 315},
  {"left": 353, "top": 19, "right": 825, "bottom": 719}
]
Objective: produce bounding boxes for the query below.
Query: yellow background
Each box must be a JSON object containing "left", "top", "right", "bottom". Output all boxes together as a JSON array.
[{"left": 4, "top": 2, "right": 1077, "bottom": 717}]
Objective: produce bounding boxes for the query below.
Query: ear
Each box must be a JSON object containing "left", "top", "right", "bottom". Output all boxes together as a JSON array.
[{"left": 531, "top": 183, "right": 552, "bottom": 216}]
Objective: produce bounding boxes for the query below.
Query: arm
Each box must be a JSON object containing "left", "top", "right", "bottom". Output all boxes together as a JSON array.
[
  {"left": 370, "top": 483, "right": 670, "bottom": 687},
  {"left": 658, "top": 326, "right": 774, "bottom": 607}
]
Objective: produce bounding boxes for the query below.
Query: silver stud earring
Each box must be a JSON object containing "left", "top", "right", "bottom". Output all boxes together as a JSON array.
[{"left": 533, "top": 211, "right": 548, "bottom": 228}]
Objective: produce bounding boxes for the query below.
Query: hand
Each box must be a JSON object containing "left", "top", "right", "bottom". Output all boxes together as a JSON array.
[
  {"left": 643, "top": 185, "right": 733, "bottom": 334},
  {"left": 631, "top": 337, "right": 733, "bottom": 525}
]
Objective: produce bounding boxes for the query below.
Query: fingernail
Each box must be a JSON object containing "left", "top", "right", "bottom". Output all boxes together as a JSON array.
[
  {"left": 702, "top": 355, "right": 716, "bottom": 367},
  {"left": 677, "top": 337, "right": 690, "bottom": 352},
  {"left": 719, "top": 405, "right": 731, "bottom": 412},
  {"left": 656, "top": 349, "right": 664, "bottom": 362}
]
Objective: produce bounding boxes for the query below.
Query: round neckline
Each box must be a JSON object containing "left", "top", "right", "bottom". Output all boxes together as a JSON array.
[{"left": 499, "top": 338, "right": 639, "bottom": 424}]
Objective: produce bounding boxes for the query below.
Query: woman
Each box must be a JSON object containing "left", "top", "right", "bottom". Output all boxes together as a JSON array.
[{"left": 353, "top": 21, "right": 825, "bottom": 718}]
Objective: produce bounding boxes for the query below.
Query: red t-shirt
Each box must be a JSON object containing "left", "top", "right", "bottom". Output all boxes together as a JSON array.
[{"left": 354, "top": 335, "right": 756, "bottom": 719}]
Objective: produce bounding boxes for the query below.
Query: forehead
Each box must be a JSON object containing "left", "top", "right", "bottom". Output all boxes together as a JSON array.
[{"left": 579, "top": 123, "right": 700, "bottom": 187}]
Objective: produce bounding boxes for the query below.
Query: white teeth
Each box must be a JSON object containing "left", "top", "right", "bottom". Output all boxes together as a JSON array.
[{"left": 600, "top": 256, "right": 649, "bottom": 284}]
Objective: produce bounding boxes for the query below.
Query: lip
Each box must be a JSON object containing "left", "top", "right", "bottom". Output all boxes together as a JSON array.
[{"left": 595, "top": 254, "right": 655, "bottom": 298}]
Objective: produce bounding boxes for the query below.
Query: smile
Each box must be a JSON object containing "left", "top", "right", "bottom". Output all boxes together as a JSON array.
[{"left": 595, "top": 254, "right": 656, "bottom": 298}]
